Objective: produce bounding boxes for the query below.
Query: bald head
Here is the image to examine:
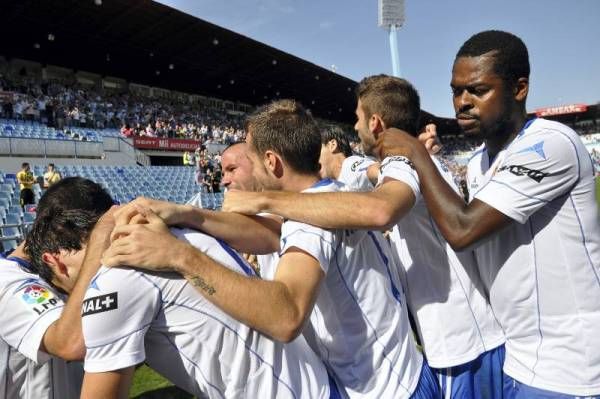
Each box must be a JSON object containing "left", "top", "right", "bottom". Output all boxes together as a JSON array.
[{"left": 221, "top": 143, "right": 261, "bottom": 192}]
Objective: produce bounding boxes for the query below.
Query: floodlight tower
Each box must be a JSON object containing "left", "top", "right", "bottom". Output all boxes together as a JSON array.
[{"left": 378, "top": 0, "right": 405, "bottom": 77}]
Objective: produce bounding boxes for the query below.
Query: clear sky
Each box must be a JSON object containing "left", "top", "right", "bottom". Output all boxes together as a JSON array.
[{"left": 157, "top": 0, "right": 599, "bottom": 118}]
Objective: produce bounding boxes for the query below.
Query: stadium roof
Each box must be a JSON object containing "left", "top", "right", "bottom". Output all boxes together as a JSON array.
[{"left": 0, "top": 0, "right": 359, "bottom": 122}]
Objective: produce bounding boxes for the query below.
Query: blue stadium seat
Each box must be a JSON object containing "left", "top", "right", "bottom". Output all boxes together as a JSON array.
[
  {"left": 1, "top": 239, "right": 18, "bottom": 253},
  {"left": 1, "top": 227, "right": 21, "bottom": 240}
]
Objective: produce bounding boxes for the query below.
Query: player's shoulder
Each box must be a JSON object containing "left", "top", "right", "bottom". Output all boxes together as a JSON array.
[
  {"left": 344, "top": 155, "right": 375, "bottom": 172},
  {"left": 0, "top": 258, "right": 45, "bottom": 294},
  {"left": 303, "top": 178, "right": 344, "bottom": 194},
  {"left": 509, "top": 118, "right": 582, "bottom": 160},
  {"left": 514, "top": 118, "right": 579, "bottom": 147},
  {"left": 171, "top": 227, "right": 218, "bottom": 251}
]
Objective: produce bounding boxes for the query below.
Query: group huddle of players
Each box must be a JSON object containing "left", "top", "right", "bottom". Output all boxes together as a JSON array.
[{"left": 1, "top": 30, "right": 599, "bottom": 399}]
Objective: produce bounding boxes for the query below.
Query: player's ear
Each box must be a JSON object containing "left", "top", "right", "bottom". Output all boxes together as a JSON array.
[
  {"left": 42, "top": 252, "right": 69, "bottom": 278},
  {"left": 370, "top": 114, "right": 386, "bottom": 137},
  {"left": 328, "top": 139, "right": 338, "bottom": 153},
  {"left": 263, "top": 150, "right": 283, "bottom": 177},
  {"left": 514, "top": 77, "right": 529, "bottom": 102}
]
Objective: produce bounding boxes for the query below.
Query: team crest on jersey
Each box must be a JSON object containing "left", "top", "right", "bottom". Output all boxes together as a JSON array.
[
  {"left": 350, "top": 159, "right": 364, "bottom": 172},
  {"left": 20, "top": 284, "right": 60, "bottom": 315},
  {"left": 82, "top": 292, "right": 118, "bottom": 316}
]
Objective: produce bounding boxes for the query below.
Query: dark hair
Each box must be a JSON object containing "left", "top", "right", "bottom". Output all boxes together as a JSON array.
[
  {"left": 25, "top": 177, "right": 113, "bottom": 282},
  {"left": 21, "top": 162, "right": 29, "bottom": 168},
  {"left": 36, "top": 177, "right": 114, "bottom": 216},
  {"left": 26, "top": 209, "right": 103, "bottom": 283},
  {"left": 356, "top": 75, "right": 421, "bottom": 135},
  {"left": 456, "top": 30, "right": 530, "bottom": 83},
  {"left": 246, "top": 99, "right": 320, "bottom": 174},
  {"left": 321, "top": 126, "right": 353, "bottom": 157},
  {"left": 48, "top": 163, "right": 55, "bottom": 168}
]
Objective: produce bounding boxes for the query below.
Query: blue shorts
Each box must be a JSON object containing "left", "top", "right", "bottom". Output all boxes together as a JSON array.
[
  {"left": 434, "top": 344, "right": 505, "bottom": 399},
  {"left": 411, "top": 358, "right": 441, "bottom": 399},
  {"left": 504, "top": 374, "right": 600, "bottom": 399}
]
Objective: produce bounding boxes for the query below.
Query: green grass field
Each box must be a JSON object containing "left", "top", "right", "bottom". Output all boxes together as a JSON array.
[
  {"left": 130, "top": 365, "right": 193, "bottom": 398},
  {"left": 129, "top": 177, "right": 600, "bottom": 398}
]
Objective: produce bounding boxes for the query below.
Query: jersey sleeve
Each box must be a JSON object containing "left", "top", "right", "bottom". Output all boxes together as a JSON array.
[
  {"left": 340, "top": 157, "right": 376, "bottom": 192},
  {"left": 82, "top": 268, "right": 160, "bottom": 373},
  {"left": 378, "top": 156, "right": 421, "bottom": 199},
  {"left": 280, "top": 221, "right": 338, "bottom": 274},
  {"left": 0, "top": 279, "right": 64, "bottom": 363},
  {"left": 475, "top": 131, "right": 580, "bottom": 224}
]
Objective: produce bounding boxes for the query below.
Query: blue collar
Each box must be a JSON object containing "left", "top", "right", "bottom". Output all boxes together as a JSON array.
[
  {"left": 6, "top": 256, "right": 34, "bottom": 273},
  {"left": 310, "top": 178, "right": 334, "bottom": 188},
  {"left": 517, "top": 117, "right": 536, "bottom": 138}
]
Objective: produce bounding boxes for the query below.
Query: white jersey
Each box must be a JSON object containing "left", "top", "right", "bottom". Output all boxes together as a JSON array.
[
  {"left": 0, "top": 257, "right": 83, "bottom": 399},
  {"left": 378, "top": 156, "right": 504, "bottom": 369},
  {"left": 82, "top": 229, "right": 332, "bottom": 399},
  {"left": 466, "top": 118, "right": 600, "bottom": 396},
  {"left": 337, "top": 155, "right": 376, "bottom": 192},
  {"left": 279, "top": 178, "right": 422, "bottom": 399},
  {"left": 186, "top": 191, "right": 204, "bottom": 208}
]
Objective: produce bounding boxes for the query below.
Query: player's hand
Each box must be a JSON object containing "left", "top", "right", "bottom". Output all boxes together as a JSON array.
[
  {"left": 90, "top": 205, "right": 119, "bottom": 248},
  {"left": 222, "top": 191, "right": 265, "bottom": 215},
  {"left": 103, "top": 207, "right": 186, "bottom": 272},
  {"left": 113, "top": 197, "right": 187, "bottom": 229},
  {"left": 374, "top": 127, "right": 421, "bottom": 160},
  {"left": 418, "top": 123, "right": 442, "bottom": 155}
]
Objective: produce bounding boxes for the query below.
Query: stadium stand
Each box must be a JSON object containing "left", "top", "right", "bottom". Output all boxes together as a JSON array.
[{"left": 0, "top": 163, "right": 226, "bottom": 252}]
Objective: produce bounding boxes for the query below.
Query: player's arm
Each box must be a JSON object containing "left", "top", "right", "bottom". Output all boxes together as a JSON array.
[
  {"left": 115, "top": 198, "right": 280, "bottom": 254},
  {"left": 374, "top": 129, "right": 509, "bottom": 250},
  {"left": 80, "top": 367, "right": 135, "bottom": 399},
  {"left": 376, "top": 127, "right": 579, "bottom": 250},
  {"left": 104, "top": 211, "right": 323, "bottom": 342},
  {"left": 40, "top": 207, "right": 117, "bottom": 360},
  {"left": 181, "top": 245, "right": 323, "bottom": 342},
  {"left": 223, "top": 180, "right": 415, "bottom": 231}
]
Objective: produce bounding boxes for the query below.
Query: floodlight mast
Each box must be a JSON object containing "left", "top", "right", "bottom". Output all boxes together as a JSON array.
[{"left": 378, "top": 0, "right": 405, "bottom": 77}]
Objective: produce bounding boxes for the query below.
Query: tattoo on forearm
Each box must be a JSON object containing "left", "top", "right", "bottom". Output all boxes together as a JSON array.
[{"left": 189, "top": 276, "right": 216, "bottom": 296}]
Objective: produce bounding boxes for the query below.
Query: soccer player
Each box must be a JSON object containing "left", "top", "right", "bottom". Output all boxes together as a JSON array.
[
  {"left": 221, "top": 76, "right": 506, "bottom": 398},
  {"left": 375, "top": 30, "right": 600, "bottom": 398},
  {"left": 104, "top": 100, "right": 437, "bottom": 398},
  {"left": 318, "top": 126, "right": 379, "bottom": 191},
  {"left": 0, "top": 177, "right": 116, "bottom": 398},
  {"left": 25, "top": 184, "right": 335, "bottom": 399}
]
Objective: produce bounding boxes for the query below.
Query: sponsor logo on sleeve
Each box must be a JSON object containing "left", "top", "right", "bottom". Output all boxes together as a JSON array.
[
  {"left": 381, "top": 156, "right": 414, "bottom": 171},
  {"left": 20, "top": 284, "right": 60, "bottom": 315},
  {"left": 497, "top": 164, "right": 549, "bottom": 182},
  {"left": 82, "top": 292, "right": 118, "bottom": 316}
]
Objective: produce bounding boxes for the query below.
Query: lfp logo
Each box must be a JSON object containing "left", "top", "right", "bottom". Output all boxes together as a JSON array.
[{"left": 22, "top": 284, "right": 52, "bottom": 304}]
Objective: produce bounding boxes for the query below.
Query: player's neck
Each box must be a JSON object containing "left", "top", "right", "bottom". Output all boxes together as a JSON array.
[
  {"left": 280, "top": 172, "right": 321, "bottom": 193},
  {"left": 485, "top": 112, "right": 528, "bottom": 161},
  {"left": 329, "top": 154, "right": 345, "bottom": 181},
  {"left": 9, "top": 245, "right": 29, "bottom": 262}
]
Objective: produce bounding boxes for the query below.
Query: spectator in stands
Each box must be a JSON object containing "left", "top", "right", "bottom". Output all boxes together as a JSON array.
[
  {"left": 182, "top": 151, "right": 192, "bottom": 166},
  {"left": 120, "top": 123, "right": 134, "bottom": 138},
  {"left": 16, "top": 162, "right": 36, "bottom": 207},
  {"left": 2, "top": 97, "right": 13, "bottom": 119},
  {"left": 43, "top": 163, "right": 62, "bottom": 189},
  {"left": 201, "top": 169, "right": 214, "bottom": 193}
]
